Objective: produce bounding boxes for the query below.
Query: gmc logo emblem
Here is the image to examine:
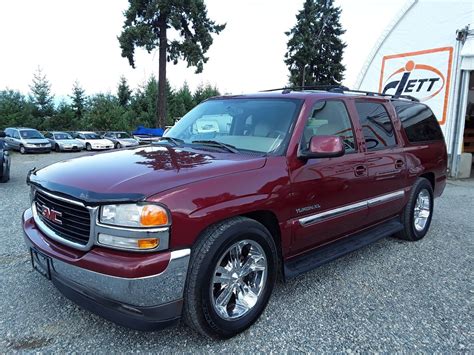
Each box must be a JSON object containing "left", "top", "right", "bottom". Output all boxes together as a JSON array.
[{"left": 40, "top": 205, "right": 62, "bottom": 225}]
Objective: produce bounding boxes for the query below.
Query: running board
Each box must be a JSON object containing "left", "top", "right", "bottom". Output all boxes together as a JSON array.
[{"left": 284, "top": 218, "right": 403, "bottom": 279}]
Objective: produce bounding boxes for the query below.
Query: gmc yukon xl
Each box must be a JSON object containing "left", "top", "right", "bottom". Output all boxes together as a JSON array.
[{"left": 22, "top": 87, "right": 447, "bottom": 339}]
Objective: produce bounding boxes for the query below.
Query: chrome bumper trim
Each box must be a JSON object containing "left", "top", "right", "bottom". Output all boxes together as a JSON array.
[{"left": 51, "top": 249, "right": 191, "bottom": 307}]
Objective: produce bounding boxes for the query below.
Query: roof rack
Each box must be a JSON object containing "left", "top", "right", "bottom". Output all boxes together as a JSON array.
[{"left": 260, "top": 85, "right": 420, "bottom": 102}]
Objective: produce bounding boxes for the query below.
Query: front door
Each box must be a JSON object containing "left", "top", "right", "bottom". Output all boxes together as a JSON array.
[{"left": 289, "top": 99, "right": 371, "bottom": 255}]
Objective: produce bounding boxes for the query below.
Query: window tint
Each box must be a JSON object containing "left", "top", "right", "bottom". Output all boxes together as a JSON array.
[
  {"left": 13, "top": 130, "right": 20, "bottom": 139},
  {"left": 392, "top": 101, "right": 444, "bottom": 142},
  {"left": 355, "top": 102, "right": 397, "bottom": 151},
  {"left": 302, "top": 100, "right": 356, "bottom": 153}
]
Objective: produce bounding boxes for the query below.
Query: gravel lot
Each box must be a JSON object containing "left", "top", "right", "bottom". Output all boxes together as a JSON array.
[{"left": 0, "top": 151, "right": 472, "bottom": 352}]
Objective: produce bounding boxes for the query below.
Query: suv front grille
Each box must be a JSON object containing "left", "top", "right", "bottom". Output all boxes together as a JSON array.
[{"left": 35, "top": 190, "right": 91, "bottom": 245}]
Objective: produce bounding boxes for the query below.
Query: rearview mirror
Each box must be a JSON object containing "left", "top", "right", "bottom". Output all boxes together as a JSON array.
[
  {"left": 0, "top": 131, "right": 5, "bottom": 138},
  {"left": 298, "top": 135, "right": 345, "bottom": 160}
]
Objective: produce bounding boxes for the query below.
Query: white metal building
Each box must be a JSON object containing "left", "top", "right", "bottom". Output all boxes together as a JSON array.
[{"left": 355, "top": 0, "right": 474, "bottom": 178}]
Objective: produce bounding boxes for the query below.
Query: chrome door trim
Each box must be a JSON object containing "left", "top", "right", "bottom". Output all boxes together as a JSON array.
[
  {"left": 367, "top": 190, "right": 405, "bottom": 207},
  {"left": 299, "top": 201, "right": 367, "bottom": 227},
  {"left": 298, "top": 189, "right": 405, "bottom": 227}
]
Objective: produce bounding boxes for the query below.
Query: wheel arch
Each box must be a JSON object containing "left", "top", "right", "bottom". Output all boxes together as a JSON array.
[{"left": 419, "top": 172, "right": 435, "bottom": 190}]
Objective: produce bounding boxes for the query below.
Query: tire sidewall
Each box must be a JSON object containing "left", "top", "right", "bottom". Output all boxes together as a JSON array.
[
  {"left": 408, "top": 180, "right": 434, "bottom": 240},
  {"left": 194, "top": 220, "right": 277, "bottom": 337},
  {"left": 86, "top": 143, "right": 91, "bottom": 151},
  {"left": 19, "top": 145, "right": 25, "bottom": 154}
]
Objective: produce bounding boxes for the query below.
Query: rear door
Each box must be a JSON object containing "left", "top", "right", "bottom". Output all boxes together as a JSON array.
[
  {"left": 289, "top": 99, "right": 372, "bottom": 254},
  {"left": 353, "top": 99, "right": 408, "bottom": 223}
]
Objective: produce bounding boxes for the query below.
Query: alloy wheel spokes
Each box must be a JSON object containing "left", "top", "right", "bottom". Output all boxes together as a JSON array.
[
  {"left": 212, "top": 239, "right": 267, "bottom": 320},
  {"left": 414, "top": 189, "right": 431, "bottom": 232}
]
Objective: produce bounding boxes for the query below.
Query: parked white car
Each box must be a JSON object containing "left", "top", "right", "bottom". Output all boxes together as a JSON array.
[{"left": 74, "top": 132, "right": 114, "bottom": 151}]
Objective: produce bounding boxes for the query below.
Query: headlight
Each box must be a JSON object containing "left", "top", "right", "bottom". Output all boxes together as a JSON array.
[
  {"left": 100, "top": 203, "right": 170, "bottom": 228},
  {"left": 24, "top": 143, "right": 35, "bottom": 148}
]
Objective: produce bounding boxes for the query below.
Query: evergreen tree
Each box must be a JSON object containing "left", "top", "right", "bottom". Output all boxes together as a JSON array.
[
  {"left": 118, "top": 0, "right": 225, "bottom": 128},
  {"left": 193, "top": 83, "right": 220, "bottom": 105},
  {"left": 285, "top": 0, "right": 346, "bottom": 86},
  {"left": 70, "top": 80, "right": 87, "bottom": 119},
  {"left": 29, "top": 67, "right": 55, "bottom": 124},
  {"left": 172, "top": 82, "right": 194, "bottom": 118},
  {"left": 117, "top": 76, "right": 132, "bottom": 107},
  {"left": 0, "top": 90, "right": 34, "bottom": 128}
]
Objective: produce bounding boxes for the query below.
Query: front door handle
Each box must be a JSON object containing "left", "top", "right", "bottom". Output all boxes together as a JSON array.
[
  {"left": 354, "top": 165, "right": 367, "bottom": 177},
  {"left": 395, "top": 160, "right": 404, "bottom": 169}
]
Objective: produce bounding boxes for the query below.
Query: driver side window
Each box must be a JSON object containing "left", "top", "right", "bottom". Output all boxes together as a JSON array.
[{"left": 302, "top": 100, "right": 356, "bottom": 153}]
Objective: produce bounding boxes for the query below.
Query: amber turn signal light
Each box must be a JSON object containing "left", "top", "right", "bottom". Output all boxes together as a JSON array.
[{"left": 140, "top": 205, "right": 169, "bottom": 227}]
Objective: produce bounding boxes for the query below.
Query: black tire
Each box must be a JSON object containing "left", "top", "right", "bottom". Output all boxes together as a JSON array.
[
  {"left": 86, "top": 143, "right": 92, "bottom": 151},
  {"left": 183, "top": 216, "right": 278, "bottom": 339},
  {"left": 19, "top": 145, "right": 26, "bottom": 154},
  {"left": 396, "top": 177, "right": 434, "bottom": 241},
  {"left": 55, "top": 144, "right": 60, "bottom": 152}
]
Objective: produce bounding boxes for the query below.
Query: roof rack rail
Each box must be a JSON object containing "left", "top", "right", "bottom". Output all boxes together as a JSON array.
[{"left": 260, "top": 85, "right": 420, "bottom": 102}]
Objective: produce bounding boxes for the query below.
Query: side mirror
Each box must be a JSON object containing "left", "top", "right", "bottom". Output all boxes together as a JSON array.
[
  {"left": 0, "top": 131, "right": 5, "bottom": 138},
  {"left": 298, "top": 135, "right": 345, "bottom": 160}
]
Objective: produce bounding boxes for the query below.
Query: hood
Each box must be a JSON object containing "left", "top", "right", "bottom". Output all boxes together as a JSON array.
[
  {"left": 57, "top": 139, "right": 82, "bottom": 145},
  {"left": 29, "top": 145, "right": 266, "bottom": 204},
  {"left": 85, "top": 139, "right": 112, "bottom": 145},
  {"left": 118, "top": 138, "right": 138, "bottom": 144},
  {"left": 24, "top": 138, "right": 50, "bottom": 145}
]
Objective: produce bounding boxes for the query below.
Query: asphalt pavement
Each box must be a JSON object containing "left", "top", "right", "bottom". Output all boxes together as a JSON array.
[{"left": 0, "top": 151, "right": 472, "bottom": 352}]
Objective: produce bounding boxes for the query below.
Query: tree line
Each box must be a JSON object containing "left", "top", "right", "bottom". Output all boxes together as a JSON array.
[{"left": 0, "top": 68, "right": 219, "bottom": 132}]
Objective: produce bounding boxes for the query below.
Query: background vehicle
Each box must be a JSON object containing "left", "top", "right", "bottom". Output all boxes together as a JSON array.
[
  {"left": 45, "top": 131, "right": 84, "bottom": 152},
  {"left": 0, "top": 131, "right": 10, "bottom": 183},
  {"left": 132, "top": 126, "right": 163, "bottom": 144},
  {"left": 73, "top": 131, "right": 114, "bottom": 151},
  {"left": 4, "top": 127, "right": 51, "bottom": 154},
  {"left": 23, "top": 87, "right": 447, "bottom": 339},
  {"left": 102, "top": 131, "right": 139, "bottom": 149}
]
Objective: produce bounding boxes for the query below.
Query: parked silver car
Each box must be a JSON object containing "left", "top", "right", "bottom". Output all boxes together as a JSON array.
[
  {"left": 103, "top": 131, "right": 139, "bottom": 149},
  {"left": 45, "top": 131, "right": 84, "bottom": 152},
  {"left": 4, "top": 127, "right": 51, "bottom": 154}
]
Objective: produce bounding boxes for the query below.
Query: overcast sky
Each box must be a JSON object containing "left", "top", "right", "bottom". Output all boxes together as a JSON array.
[{"left": 0, "top": 0, "right": 406, "bottom": 98}]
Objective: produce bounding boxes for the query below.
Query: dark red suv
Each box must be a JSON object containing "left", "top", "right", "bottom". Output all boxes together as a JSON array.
[{"left": 23, "top": 88, "right": 447, "bottom": 339}]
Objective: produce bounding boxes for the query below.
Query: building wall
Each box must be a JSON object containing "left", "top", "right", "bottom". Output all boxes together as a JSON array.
[{"left": 356, "top": 0, "right": 474, "bottom": 153}]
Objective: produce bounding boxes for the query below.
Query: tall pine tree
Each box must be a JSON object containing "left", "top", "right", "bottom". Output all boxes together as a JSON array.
[
  {"left": 70, "top": 80, "right": 87, "bottom": 119},
  {"left": 118, "top": 0, "right": 225, "bottom": 128},
  {"left": 285, "top": 0, "right": 346, "bottom": 86},
  {"left": 117, "top": 76, "right": 132, "bottom": 107},
  {"left": 29, "top": 67, "right": 55, "bottom": 125}
]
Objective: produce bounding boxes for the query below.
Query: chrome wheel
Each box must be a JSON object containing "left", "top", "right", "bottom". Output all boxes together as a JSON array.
[
  {"left": 414, "top": 189, "right": 431, "bottom": 232},
  {"left": 211, "top": 239, "right": 267, "bottom": 320}
]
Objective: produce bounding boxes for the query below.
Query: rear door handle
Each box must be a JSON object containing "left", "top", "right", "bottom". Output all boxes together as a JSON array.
[
  {"left": 395, "top": 160, "right": 404, "bottom": 169},
  {"left": 354, "top": 165, "right": 367, "bottom": 176}
]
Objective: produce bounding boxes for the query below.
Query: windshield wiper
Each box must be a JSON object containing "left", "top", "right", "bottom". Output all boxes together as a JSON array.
[
  {"left": 155, "top": 136, "right": 184, "bottom": 146},
  {"left": 192, "top": 140, "right": 239, "bottom": 153}
]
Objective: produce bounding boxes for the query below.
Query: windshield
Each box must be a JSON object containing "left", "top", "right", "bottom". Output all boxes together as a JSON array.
[
  {"left": 84, "top": 133, "right": 101, "bottom": 139},
  {"left": 20, "top": 130, "right": 44, "bottom": 139},
  {"left": 164, "top": 98, "right": 302, "bottom": 154},
  {"left": 54, "top": 133, "right": 73, "bottom": 140},
  {"left": 116, "top": 132, "right": 131, "bottom": 139}
]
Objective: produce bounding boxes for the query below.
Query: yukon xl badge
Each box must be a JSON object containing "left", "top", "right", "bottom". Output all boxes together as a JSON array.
[{"left": 296, "top": 204, "right": 321, "bottom": 214}]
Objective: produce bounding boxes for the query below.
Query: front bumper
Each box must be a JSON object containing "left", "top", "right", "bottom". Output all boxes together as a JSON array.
[
  {"left": 22, "top": 208, "right": 191, "bottom": 330},
  {"left": 24, "top": 146, "right": 51, "bottom": 153}
]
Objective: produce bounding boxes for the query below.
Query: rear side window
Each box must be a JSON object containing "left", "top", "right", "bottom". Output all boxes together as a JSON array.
[
  {"left": 355, "top": 101, "right": 397, "bottom": 151},
  {"left": 392, "top": 101, "right": 444, "bottom": 142}
]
